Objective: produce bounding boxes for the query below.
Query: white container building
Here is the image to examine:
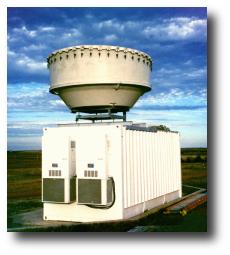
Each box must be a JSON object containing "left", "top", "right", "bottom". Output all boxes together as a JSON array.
[{"left": 42, "top": 122, "right": 182, "bottom": 222}]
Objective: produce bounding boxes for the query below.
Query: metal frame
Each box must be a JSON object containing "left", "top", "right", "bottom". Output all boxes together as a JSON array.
[{"left": 75, "top": 109, "right": 127, "bottom": 122}]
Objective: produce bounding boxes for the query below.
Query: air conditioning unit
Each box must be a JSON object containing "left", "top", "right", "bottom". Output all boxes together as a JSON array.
[
  {"left": 42, "top": 178, "right": 76, "bottom": 203},
  {"left": 77, "top": 178, "right": 114, "bottom": 207}
]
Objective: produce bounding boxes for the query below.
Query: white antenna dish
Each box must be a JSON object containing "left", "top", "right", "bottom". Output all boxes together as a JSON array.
[{"left": 47, "top": 45, "right": 152, "bottom": 113}]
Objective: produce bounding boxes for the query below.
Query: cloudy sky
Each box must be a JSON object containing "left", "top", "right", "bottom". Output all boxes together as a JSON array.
[{"left": 7, "top": 7, "right": 207, "bottom": 150}]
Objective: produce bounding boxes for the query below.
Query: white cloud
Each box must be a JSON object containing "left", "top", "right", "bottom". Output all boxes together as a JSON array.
[
  {"left": 186, "top": 67, "right": 206, "bottom": 78},
  {"left": 7, "top": 136, "right": 42, "bottom": 150},
  {"left": 125, "top": 21, "right": 139, "bottom": 29},
  {"left": 157, "top": 67, "right": 181, "bottom": 75},
  {"left": 7, "top": 49, "right": 17, "bottom": 56},
  {"left": 13, "top": 25, "right": 37, "bottom": 38},
  {"left": 16, "top": 55, "right": 46, "bottom": 72},
  {"left": 7, "top": 82, "right": 69, "bottom": 114},
  {"left": 135, "top": 88, "right": 207, "bottom": 109},
  {"left": 153, "top": 66, "right": 207, "bottom": 86},
  {"left": 184, "top": 60, "right": 192, "bottom": 65},
  {"left": 22, "top": 44, "right": 47, "bottom": 51},
  {"left": 8, "top": 86, "right": 46, "bottom": 100},
  {"left": 39, "top": 26, "right": 56, "bottom": 32},
  {"left": 104, "top": 34, "right": 118, "bottom": 42},
  {"left": 7, "top": 34, "right": 18, "bottom": 43},
  {"left": 96, "top": 19, "right": 125, "bottom": 32},
  {"left": 8, "top": 49, "right": 47, "bottom": 73},
  {"left": 8, "top": 120, "right": 68, "bottom": 129},
  {"left": 143, "top": 17, "right": 207, "bottom": 41},
  {"left": 62, "top": 28, "right": 82, "bottom": 40},
  {"left": 85, "top": 13, "right": 94, "bottom": 19},
  {"left": 92, "top": 16, "right": 206, "bottom": 42},
  {"left": 12, "top": 25, "right": 56, "bottom": 38},
  {"left": 49, "top": 100, "right": 65, "bottom": 107}
]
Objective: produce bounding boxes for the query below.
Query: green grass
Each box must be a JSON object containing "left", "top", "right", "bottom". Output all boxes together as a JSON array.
[
  {"left": 7, "top": 149, "right": 207, "bottom": 232},
  {"left": 181, "top": 148, "right": 207, "bottom": 155},
  {"left": 7, "top": 199, "right": 42, "bottom": 228},
  {"left": 182, "top": 163, "right": 207, "bottom": 189},
  {"left": 7, "top": 151, "right": 41, "bottom": 199},
  {"left": 131, "top": 204, "right": 207, "bottom": 232},
  {"left": 7, "top": 151, "right": 42, "bottom": 228}
]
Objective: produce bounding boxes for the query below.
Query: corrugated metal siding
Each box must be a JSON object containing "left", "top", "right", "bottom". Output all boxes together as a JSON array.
[{"left": 122, "top": 129, "right": 181, "bottom": 209}]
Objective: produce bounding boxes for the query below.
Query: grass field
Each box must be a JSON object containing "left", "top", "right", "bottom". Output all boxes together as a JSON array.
[{"left": 7, "top": 148, "right": 207, "bottom": 232}]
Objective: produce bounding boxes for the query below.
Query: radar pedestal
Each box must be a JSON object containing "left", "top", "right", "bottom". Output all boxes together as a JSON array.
[{"left": 75, "top": 110, "right": 127, "bottom": 123}]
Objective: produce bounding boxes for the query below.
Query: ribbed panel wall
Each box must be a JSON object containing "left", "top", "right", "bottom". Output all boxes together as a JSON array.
[{"left": 122, "top": 129, "right": 181, "bottom": 209}]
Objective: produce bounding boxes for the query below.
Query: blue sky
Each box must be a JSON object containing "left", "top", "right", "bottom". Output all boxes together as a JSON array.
[{"left": 7, "top": 7, "right": 207, "bottom": 150}]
